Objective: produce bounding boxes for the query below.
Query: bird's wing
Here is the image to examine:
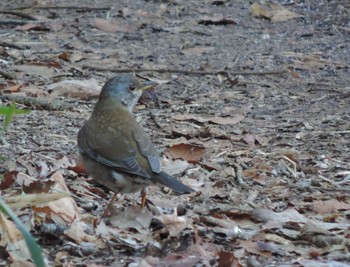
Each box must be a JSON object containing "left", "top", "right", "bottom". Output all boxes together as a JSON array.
[
  {"left": 78, "top": 109, "right": 160, "bottom": 179},
  {"left": 133, "top": 130, "right": 161, "bottom": 173}
]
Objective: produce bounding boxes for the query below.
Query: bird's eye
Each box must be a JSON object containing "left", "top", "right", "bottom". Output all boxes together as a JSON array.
[{"left": 129, "top": 85, "right": 136, "bottom": 91}]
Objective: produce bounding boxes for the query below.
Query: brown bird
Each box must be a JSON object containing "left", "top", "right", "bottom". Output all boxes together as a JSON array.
[{"left": 78, "top": 75, "right": 194, "bottom": 216}]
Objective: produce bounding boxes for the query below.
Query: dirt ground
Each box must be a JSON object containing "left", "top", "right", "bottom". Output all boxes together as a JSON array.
[{"left": 0, "top": 0, "right": 350, "bottom": 266}]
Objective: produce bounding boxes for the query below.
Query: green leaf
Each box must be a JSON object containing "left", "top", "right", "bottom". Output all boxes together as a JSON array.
[
  {"left": 0, "top": 102, "right": 31, "bottom": 130},
  {"left": 0, "top": 198, "right": 45, "bottom": 267}
]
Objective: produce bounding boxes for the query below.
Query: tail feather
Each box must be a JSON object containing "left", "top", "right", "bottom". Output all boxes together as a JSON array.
[{"left": 153, "top": 171, "right": 194, "bottom": 193}]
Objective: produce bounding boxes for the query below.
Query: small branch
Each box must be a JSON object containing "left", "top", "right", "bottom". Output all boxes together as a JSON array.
[
  {"left": 0, "top": 10, "right": 37, "bottom": 20},
  {"left": 0, "top": 41, "right": 28, "bottom": 50},
  {"left": 1, "top": 94, "right": 74, "bottom": 111},
  {"left": 82, "top": 65, "right": 286, "bottom": 76},
  {"left": 11, "top": 6, "right": 111, "bottom": 11},
  {"left": 0, "top": 19, "right": 28, "bottom": 25}
]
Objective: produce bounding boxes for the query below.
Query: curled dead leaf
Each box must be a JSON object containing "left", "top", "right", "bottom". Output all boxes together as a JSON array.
[{"left": 165, "top": 143, "right": 205, "bottom": 163}]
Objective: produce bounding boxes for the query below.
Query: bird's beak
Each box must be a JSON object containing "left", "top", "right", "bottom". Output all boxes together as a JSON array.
[{"left": 140, "top": 80, "right": 158, "bottom": 91}]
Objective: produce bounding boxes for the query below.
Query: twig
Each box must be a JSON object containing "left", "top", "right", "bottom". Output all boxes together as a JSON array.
[
  {"left": 0, "top": 19, "right": 28, "bottom": 25},
  {"left": 0, "top": 41, "right": 28, "bottom": 50},
  {"left": 201, "top": 216, "right": 235, "bottom": 229},
  {"left": 281, "top": 155, "right": 298, "bottom": 178},
  {"left": 0, "top": 10, "right": 37, "bottom": 20},
  {"left": 318, "top": 175, "right": 338, "bottom": 186},
  {"left": 204, "top": 170, "right": 216, "bottom": 180},
  {"left": 11, "top": 6, "right": 111, "bottom": 11},
  {"left": 82, "top": 65, "right": 287, "bottom": 76},
  {"left": 0, "top": 69, "right": 15, "bottom": 80},
  {"left": 1, "top": 94, "right": 74, "bottom": 111}
]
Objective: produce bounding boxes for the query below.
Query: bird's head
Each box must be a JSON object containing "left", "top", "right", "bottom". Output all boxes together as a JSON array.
[{"left": 99, "top": 75, "right": 158, "bottom": 112}]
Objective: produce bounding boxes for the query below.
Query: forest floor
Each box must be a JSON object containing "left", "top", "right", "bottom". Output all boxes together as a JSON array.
[{"left": 0, "top": 0, "right": 350, "bottom": 266}]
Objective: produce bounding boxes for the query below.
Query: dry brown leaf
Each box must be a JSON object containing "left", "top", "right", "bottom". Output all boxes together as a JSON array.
[
  {"left": 239, "top": 240, "right": 271, "bottom": 258},
  {"left": 15, "top": 23, "right": 50, "bottom": 31},
  {"left": 242, "top": 134, "right": 256, "bottom": 146},
  {"left": 20, "top": 86, "right": 49, "bottom": 97},
  {"left": 162, "top": 158, "right": 190, "bottom": 176},
  {"left": 16, "top": 172, "right": 39, "bottom": 188},
  {"left": 250, "top": 3, "right": 300, "bottom": 22},
  {"left": 250, "top": 2, "right": 272, "bottom": 19},
  {"left": 287, "top": 66, "right": 301, "bottom": 79},
  {"left": 48, "top": 79, "right": 100, "bottom": 100},
  {"left": 22, "top": 179, "right": 55, "bottom": 194},
  {"left": 217, "top": 251, "right": 242, "bottom": 267},
  {"left": 165, "top": 143, "right": 205, "bottom": 163},
  {"left": 58, "top": 51, "right": 85, "bottom": 63},
  {"left": 3, "top": 84, "right": 24, "bottom": 93},
  {"left": 5, "top": 192, "right": 69, "bottom": 210},
  {"left": 300, "top": 222, "right": 345, "bottom": 248},
  {"left": 270, "top": 6, "right": 300, "bottom": 22},
  {"left": 64, "top": 220, "right": 105, "bottom": 248},
  {"left": 95, "top": 18, "right": 137, "bottom": 33},
  {"left": 33, "top": 172, "right": 81, "bottom": 222},
  {"left": 0, "top": 213, "right": 32, "bottom": 262},
  {"left": 0, "top": 170, "right": 18, "bottom": 190},
  {"left": 313, "top": 199, "right": 350, "bottom": 214},
  {"left": 253, "top": 208, "right": 349, "bottom": 231},
  {"left": 110, "top": 206, "right": 153, "bottom": 231},
  {"left": 157, "top": 214, "right": 193, "bottom": 236}
]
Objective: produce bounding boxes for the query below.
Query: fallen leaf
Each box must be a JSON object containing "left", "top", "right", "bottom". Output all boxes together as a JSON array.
[
  {"left": 0, "top": 170, "right": 18, "bottom": 190},
  {"left": 313, "top": 199, "right": 350, "bottom": 214},
  {"left": 242, "top": 134, "right": 256, "bottom": 146},
  {"left": 0, "top": 213, "right": 32, "bottom": 262},
  {"left": 156, "top": 213, "right": 192, "bottom": 236},
  {"left": 58, "top": 51, "right": 85, "bottom": 63},
  {"left": 15, "top": 23, "right": 50, "bottom": 31},
  {"left": 47, "top": 79, "right": 100, "bottom": 100},
  {"left": 217, "top": 251, "right": 242, "bottom": 267},
  {"left": 110, "top": 206, "right": 153, "bottom": 231},
  {"left": 162, "top": 159, "right": 190, "bottom": 176},
  {"left": 95, "top": 18, "right": 137, "bottom": 33},
  {"left": 3, "top": 84, "right": 25, "bottom": 93},
  {"left": 33, "top": 172, "right": 81, "bottom": 222},
  {"left": 165, "top": 143, "right": 205, "bottom": 163},
  {"left": 64, "top": 220, "right": 103, "bottom": 246},
  {"left": 250, "top": 3, "right": 301, "bottom": 22},
  {"left": 300, "top": 222, "right": 345, "bottom": 248},
  {"left": 252, "top": 208, "right": 349, "bottom": 231},
  {"left": 5, "top": 192, "right": 69, "bottom": 210},
  {"left": 239, "top": 240, "right": 271, "bottom": 257}
]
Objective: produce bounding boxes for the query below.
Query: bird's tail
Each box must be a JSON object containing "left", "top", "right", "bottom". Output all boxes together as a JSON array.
[{"left": 153, "top": 172, "right": 194, "bottom": 193}]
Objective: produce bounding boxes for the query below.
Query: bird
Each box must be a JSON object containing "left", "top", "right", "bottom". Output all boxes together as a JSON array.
[{"left": 77, "top": 75, "right": 194, "bottom": 216}]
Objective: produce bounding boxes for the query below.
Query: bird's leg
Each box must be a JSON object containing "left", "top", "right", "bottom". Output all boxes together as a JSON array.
[
  {"left": 101, "top": 192, "right": 119, "bottom": 217},
  {"left": 141, "top": 188, "right": 147, "bottom": 208}
]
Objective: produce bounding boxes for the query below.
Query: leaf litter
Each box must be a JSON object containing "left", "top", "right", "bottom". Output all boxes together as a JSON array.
[{"left": 0, "top": 0, "right": 349, "bottom": 266}]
